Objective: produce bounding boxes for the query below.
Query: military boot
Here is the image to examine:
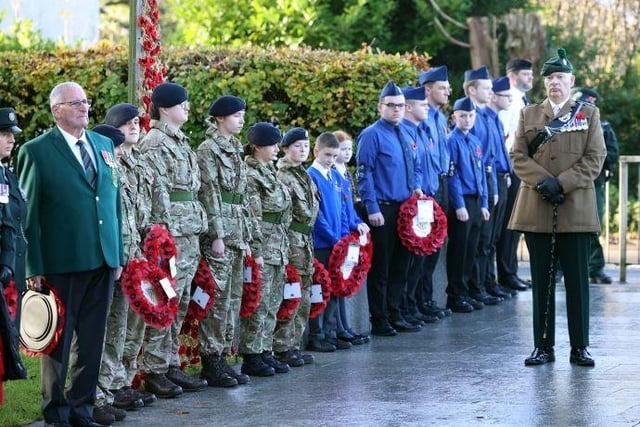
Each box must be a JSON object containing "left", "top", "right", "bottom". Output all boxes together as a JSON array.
[
  {"left": 241, "top": 353, "right": 275, "bottom": 377},
  {"left": 200, "top": 353, "right": 238, "bottom": 388},
  {"left": 144, "top": 372, "right": 183, "bottom": 398},
  {"left": 167, "top": 365, "right": 207, "bottom": 392},
  {"left": 261, "top": 351, "right": 289, "bottom": 373},
  {"left": 220, "top": 352, "right": 250, "bottom": 385}
]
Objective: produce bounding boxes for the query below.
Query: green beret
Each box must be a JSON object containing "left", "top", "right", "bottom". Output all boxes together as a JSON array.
[{"left": 541, "top": 48, "right": 573, "bottom": 76}]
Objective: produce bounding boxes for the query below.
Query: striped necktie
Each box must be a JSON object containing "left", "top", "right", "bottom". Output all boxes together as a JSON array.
[{"left": 76, "top": 140, "right": 97, "bottom": 188}]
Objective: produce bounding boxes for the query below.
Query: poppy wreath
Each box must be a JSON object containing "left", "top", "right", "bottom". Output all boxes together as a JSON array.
[
  {"left": 143, "top": 224, "right": 178, "bottom": 279},
  {"left": 397, "top": 194, "right": 448, "bottom": 256},
  {"left": 276, "top": 264, "right": 302, "bottom": 321},
  {"left": 309, "top": 259, "right": 332, "bottom": 319},
  {"left": 20, "top": 279, "right": 66, "bottom": 357},
  {"left": 178, "top": 315, "right": 201, "bottom": 370},
  {"left": 3, "top": 280, "right": 18, "bottom": 321},
  {"left": 328, "top": 231, "right": 373, "bottom": 298},
  {"left": 120, "top": 258, "right": 178, "bottom": 329},
  {"left": 184, "top": 258, "right": 217, "bottom": 323},
  {"left": 239, "top": 255, "right": 262, "bottom": 319}
]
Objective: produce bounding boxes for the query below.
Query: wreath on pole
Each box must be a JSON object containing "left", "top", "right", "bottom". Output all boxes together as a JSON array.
[
  {"left": 120, "top": 258, "right": 178, "bottom": 329},
  {"left": 143, "top": 224, "right": 178, "bottom": 280},
  {"left": 309, "top": 259, "right": 332, "bottom": 320},
  {"left": 397, "top": 194, "right": 447, "bottom": 256},
  {"left": 328, "top": 231, "right": 373, "bottom": 298},
  {"left": 184, "top": 258, "right": 217, "bottom": 322},
  {"left": 276, "top": 264, "right": 302, "bottom": 321},
  {"left": 239, "top": 255, "right": 262, "bottom": 319}
]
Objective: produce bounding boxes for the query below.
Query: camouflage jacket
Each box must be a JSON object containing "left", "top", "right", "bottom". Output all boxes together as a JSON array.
[
  {"left": 197, "top": 119, "right": 251, "bottom": 251},
  {"left": 118, "top": 146, "right": 154, "bottom": 262},
  {"left": 276, "top": 157, "right": 319, "bottom": 274},
  {"left": 245, "top": 155, "right": 292, "bottom": 265},
  {"left": 140, "top": 120, "right": 207, "bottom": 237}
]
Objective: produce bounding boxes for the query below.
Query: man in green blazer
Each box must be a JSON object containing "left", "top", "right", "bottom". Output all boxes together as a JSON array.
[{"left": 18, "top": 81, "right": 124, "bottom": 427}]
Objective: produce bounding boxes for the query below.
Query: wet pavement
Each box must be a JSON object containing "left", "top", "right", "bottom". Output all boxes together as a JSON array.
[{"left": 29, "top": 264, "right": 640, "bottom": 426}]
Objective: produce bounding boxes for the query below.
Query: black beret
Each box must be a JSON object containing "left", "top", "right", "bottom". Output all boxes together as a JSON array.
[
  {"left": 247, "top": 122, "right": 282, "bottom": 146},
  {"left": 104, "top": 103, "right": 139, "bottom": 128},
  {"left": 575, "top": 87, "right": 600, "bottom": 104},
  {"left": 0, "top": 107, "right": 21, "bottom": 134},
  {"left": 506, "top": 58, "right": 533, "bottom": 73},
  {"left": 151, "top": 82, "right": 188, "bottom": 108},
  {"left": 209, "top": 95, "right": 246, "bottom": 117},
  {"left": 281, "top": 127, "right": 309, "bottom": 147},
  {"left": 92, "top": 124, "right": 125, "bottom": 147}
]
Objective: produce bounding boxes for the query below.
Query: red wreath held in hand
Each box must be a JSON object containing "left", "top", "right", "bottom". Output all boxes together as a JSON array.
[
  {"left": 328, "top": 231, "right": 373, "bottom": 298},
  {"left": 276, "top": 264, "right": 302, "bottom": 321},
  {"left": 121, "top": 258, "right": 179, "bottom": 329},
  {"left": 309, "top": 259, "right": 332, "bottom": 319},
  {"left": 239, "top": 255, "right": 262, "bottom": 319},
  {"left": 3, "top": 280, "right": 18, "bottom": 321},
  {"left": 20, "top": 280, "right": 66, "bottom": 357},
  {"left": 143, "top": 224, "right": 178, "bottom": 280},
  {"left": 397, "top": 194, "right": 447, "bottom": 256},
  {"left": 184, "top": 259, "right": 217, "bottom": 322}
]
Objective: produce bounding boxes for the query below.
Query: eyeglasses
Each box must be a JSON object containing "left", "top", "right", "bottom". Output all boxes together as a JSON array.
[
  {"left": 381, "top": 102, "right": 406, "bottom": 109},
  {"left": 56, "top": 99, "right": 92, "bottom": 108}
]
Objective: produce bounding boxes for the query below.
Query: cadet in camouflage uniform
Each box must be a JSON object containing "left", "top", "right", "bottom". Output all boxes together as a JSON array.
[
  {"left": 273, "top": 127, "right": 319, "bottom": 366},
  {"left": 239, "top": 122, "right": 292, "bottom": 377},
  {"left": 139, "top": 83, "right": 208, "bottom": 397},
  {"left": 196, "top": 96, "right": 251, "bottom": 387}
]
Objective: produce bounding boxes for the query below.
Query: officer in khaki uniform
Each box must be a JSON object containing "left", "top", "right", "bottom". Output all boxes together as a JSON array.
[
  {"left": 197, "top": 96, "right": 252, "bottom": 387},
  {"left": 509, "top": 49, "right": 605, "bottom": 367}
]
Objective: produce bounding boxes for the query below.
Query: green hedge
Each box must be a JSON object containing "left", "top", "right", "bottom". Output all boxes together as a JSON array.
[{"left": 0, "top": 43, "right": 429, "bottom": 146}]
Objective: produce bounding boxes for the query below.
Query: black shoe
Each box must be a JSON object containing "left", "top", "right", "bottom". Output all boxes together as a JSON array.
[
  {"left": 446, "top": 297, "right": 474, "bottom": 313},
  {"left": 402, "top": 312, "right": 425, "bottom": 327},
  {"left": 134, "top": 389, "right": 157, "bottom": 406},
  {"left": 471, "top": 293, "right": 502, "bottom": 305},
  {"left": 167, "top": 366, "right": 207, "bottom": 391},
  {"left": 92, "top": 406, "right": 116, "bottom": 426},
  {"left": 590, "top": 272, "right": 612, "bottom": 284},
  {"left": 570, "top": 346, "right": 595, "bottom": 366},
  {"left": 293, "top": 349, "right": 314, "bottom": 364},
  {"left": 501, "top": 276, "right": 528, "bottom": 291},
  {"left": 144, "top": 372, "right": 183, "bottom": 398},
  {"left": 411, "top": 311, "right": 439, "bottom": 324},
  {"left": 516, "top": 276, "right": 532, "bottom": 288},
  {"left": 111, "top": 387, "right": 144, "bottom": 410},
  {"left": 241, "top": 353, "right": 276, "bottom": 376},
  {"left": 45, "top": 423, "right": 72, "bottom": 427},
  {"left": 487, "top": 285, "right": 511, "bottom": 300},
  {"left": 422, "top": 300, "right": 451, "bottom": 318},
  {"left": 465, "top": 297, "right": 484, "bottom": 310},
  {"left": 100, "top": 404, "right": 126, "bottom": 421},
  {"left": 524, "top": 347, "right": 555, "bottom": 366},
  {"left": 220, "top": 353, "right": 250, "bottom": 384},
  {"left": 275, "top": 350, "right": 305, "bottom": 367},
  {"left": 327, "top": 337, "right": 352, "bottom": 350},
  {"left": 200, "top": 353, "right": 238, "bottom": 387},
  {"left": 69, "top": 417, "right": 111, "bottom": 427},
  {"left": 390, "top": 317, "right": 422, "bottom": 332},
  {"left": 370, "top": 319, "right": 397, "bottom": 336},
  {"left": 306, "top": 339, "right": 337, "bottom": 352},
  {"left": 261, "top": 351, "right": 290, "bottom": 373}
]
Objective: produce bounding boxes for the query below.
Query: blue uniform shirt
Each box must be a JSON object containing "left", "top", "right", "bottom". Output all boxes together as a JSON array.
[
  {"left": 470, "top": 106, "right": 498, "bottom": 194},
  {"left": 447, "top": 127, "right": 488, "bottom": 209},
  {"left": 356, "top": 119, "right": 423, "bottom": 215},
  {"left": 422, "top": 108, "right": 450, "bottom": 175},
  {"left": 402, "top": 119, "right": 438, "bottom": 196},
  {"left": 485, "top": 107, "right": 511, "bottom": 174}
]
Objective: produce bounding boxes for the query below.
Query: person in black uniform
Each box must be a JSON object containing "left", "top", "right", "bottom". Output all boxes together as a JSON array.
[{"left": 0, "top": 107, "right": 18, "bottom": 295}]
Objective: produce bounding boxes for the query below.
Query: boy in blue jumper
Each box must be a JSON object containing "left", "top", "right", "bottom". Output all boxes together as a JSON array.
[{"left": 307, "top": 132, "right": 367, "bottom": 352}]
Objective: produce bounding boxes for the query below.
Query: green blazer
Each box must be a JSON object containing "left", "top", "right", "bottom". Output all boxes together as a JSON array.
[{"left": 17, "top": 126, "right": 124, "bottom": 277}]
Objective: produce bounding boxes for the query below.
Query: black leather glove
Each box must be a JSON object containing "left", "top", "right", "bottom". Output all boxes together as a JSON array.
[
  {"left": 548, "top": 192, "right": 565, "bottom": 205},
  {"left": 0, "top": 264, "right": 13, "bottom": 287},
  {"left": 536, "top": 177, "right": 563, "bottom": 200}
]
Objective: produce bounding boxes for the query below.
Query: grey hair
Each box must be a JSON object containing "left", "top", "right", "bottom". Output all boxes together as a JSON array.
[{"left": 49, "top": 82, "right": 83, "bottom": 107}]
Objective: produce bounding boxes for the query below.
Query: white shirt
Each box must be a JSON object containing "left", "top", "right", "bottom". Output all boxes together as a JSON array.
[
  {"left": 498, "top": 86, "right": 527, "bottom": 151},
  {"left": 57, "top": 125, "right": 96, "bottom": 168},
  {"left": 310, "top": 160, "right": 332, "bottom": 181},
  {"left": 549, "top": 98, "right": 570, "bottom": 116}
]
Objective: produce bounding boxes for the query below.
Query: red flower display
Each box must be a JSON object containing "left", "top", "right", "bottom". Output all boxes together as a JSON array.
[
  {"left": 328, "top": 231, "right": 373, "bottom": 298},
  {"left": 309, "top": 259, "right": 333, "bottom": 319},
  {"left": 20, "top": 280, "right": 66, "bottom": 357},
  {"left": 239, "top": 255, "right": 262, "bottom": 318},
  {"left": 143, "top": 224, "right": 178, "bottom": 280},
  {"left": 184, "top": 259, "right": 217, "bottom": 322},
  {"left": 3, "top": 281, "right": 18, "bottom": 321},
  {"left": 120, "top": 258, "right": 179, "bottom": 329},
  {"left": 276, "top": 264, "right": 302, "bottom": 321},
  {"left": 137, "top": 0, "right": 165, "bottom": 132},
  {"left": 397, "top": 195, "right": 447, "bottom": 256}
]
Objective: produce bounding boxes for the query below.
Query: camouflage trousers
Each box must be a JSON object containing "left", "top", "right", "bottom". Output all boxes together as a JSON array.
[
  {"left": 273, "top": 273, "right": 311, "bottom": 353},
  {"left": 96, "top": 283, "right": 128, "bottom": 406},
  {"left": 140, "top": 234, "right": 200, "bottom": 373},
  {"left": 199, "top": 246, "right": 244, "bottom": 356},
  {"left": 239, "top": 263, "right": 285, "bottom": 354}
]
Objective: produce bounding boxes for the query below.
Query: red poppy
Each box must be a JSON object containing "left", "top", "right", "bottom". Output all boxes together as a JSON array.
[
  {"left": 276, "top": 264, "right": 302, "bottom": 321},
  {"left": 184, "top": 259, "right": 217, "bottom": 322},
  {"left": 575, "top": 112, "right": 586, "bottom": 120}
]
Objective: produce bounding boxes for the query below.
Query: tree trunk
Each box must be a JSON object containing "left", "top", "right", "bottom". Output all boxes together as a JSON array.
[
  {"left": 467, "top": 16, "right": 499, "bottom": 76},
  {"left": 503, "top": 11, "right": 546, "bottom": 71}
]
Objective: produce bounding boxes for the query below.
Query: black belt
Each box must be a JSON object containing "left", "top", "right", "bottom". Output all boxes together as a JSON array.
[{"left": 378, "top": 200, "right": 400, "bottom": 206}]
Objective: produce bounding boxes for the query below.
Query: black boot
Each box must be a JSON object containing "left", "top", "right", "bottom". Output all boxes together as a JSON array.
[
  {"left": 200, "top": 353, "right": 238, "bottom": 387},
  {"left": 241, "top": 353, "right": 276, "bottom": 377},
  {"left": 261, "top": 351, "right": 289, "bottom": 373},
  {"left": 220, "top": 352, "right": 250, "bottom": 384},
  {"left": 167, "top": 365, "right": 207, "bottom": 391},
  {"left": 144, "top": 372, "right": 183, "bottom": 398}
]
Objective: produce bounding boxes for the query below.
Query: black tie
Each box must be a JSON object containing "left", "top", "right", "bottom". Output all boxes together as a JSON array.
[
  {"left": 394, "top": 126, "right": 415, "bottom": 192},
  {"left": 522, "top": 95, "right": 529, "bottom": 106},
  {"left": 465, "top": 135, "right": 483, "bottom": 192},
  {"left": 77, "top": 141, "right": 97, "bottom": 188}
]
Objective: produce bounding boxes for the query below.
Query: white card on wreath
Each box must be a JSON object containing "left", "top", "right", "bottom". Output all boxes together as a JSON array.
[
  {"left": 359, "top": 233, "right": 368, "bottom": 246},
  {"left": 310, "top": 284, "right": 323, "bottom": 303},
  {"left": 417, "top": 199, "right": 434, "bottom": 223},
  {"left": 169, "top": 256, "right": 177, "bottom": 278},
  {"left": 243, "top": 266, "right": 253, "bottom": 283},
  {"left": 283, "top": 282, "right": 302, "bottom": 299},
  {"left": 141, "top": 280, "right": 158, "bottom": 305},
  {"left": 346, "top": 243, "right": 360, "bottom": 265},
  {"left": 159, "top": 277, "right": 177, "bottom": 299},
  {"left": 192, "top": 286, "right": 210, "bottom": 309}
]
